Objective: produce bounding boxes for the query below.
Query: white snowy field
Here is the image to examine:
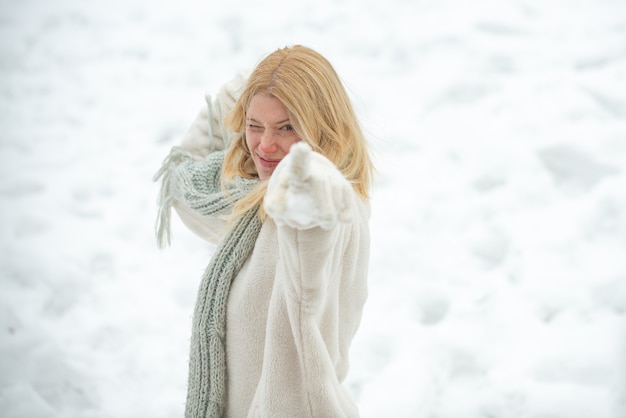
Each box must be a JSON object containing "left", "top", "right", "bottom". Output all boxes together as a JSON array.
[{"left": 1, "top": 0, "right": 625, "bottom": 416}]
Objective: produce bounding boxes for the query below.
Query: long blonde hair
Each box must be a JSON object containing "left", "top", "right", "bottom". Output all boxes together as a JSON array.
[{"left": 223, "top": 45, "right": 373, "bottom": 221}]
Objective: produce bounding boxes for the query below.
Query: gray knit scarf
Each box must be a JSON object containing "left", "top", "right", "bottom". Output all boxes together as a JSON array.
[{"left": 154, "top": 147, "right": 262, "bottom": 418}]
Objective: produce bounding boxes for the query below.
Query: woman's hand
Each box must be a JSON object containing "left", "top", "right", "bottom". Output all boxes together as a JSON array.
[
  {"left": 180, "top": 73, "right": 247, "bottom": 159},
  {"left": 264, "top": 142, "right": 353, "bottom": 230}
]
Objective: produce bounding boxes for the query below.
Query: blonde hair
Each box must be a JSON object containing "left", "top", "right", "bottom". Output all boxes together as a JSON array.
[{"left": 223, "top": 45, "right": 373, "bottom": 221}]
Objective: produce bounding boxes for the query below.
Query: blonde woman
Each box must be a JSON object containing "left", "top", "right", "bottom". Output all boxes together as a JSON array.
[{"left": 155, "top": 45, "right": 373, "bottom": 417}]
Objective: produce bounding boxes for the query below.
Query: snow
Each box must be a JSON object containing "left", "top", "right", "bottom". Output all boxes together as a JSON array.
[
  {"left": 265, "top": 142, "right": 355, "bottom": 230},
  {"left": 1, "top": 0, "right": 625, "bottom": 416}
]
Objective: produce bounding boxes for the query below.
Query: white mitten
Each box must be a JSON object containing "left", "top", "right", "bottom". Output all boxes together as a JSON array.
[
  {"left": 265, "top": 142, "right": 354, "bottom": 230},
  {"left": 180, "top": 72, "right": 248, "bottom": 160}
]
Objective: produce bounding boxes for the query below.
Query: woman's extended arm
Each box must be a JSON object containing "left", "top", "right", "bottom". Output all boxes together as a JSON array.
[{"left": 251, "top": 143, "right": 369, "bottom": 416}]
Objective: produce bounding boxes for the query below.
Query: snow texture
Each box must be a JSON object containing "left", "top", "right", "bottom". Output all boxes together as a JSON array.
[{"left": 1, "top": 0, "right": 625, "bottom": 417}]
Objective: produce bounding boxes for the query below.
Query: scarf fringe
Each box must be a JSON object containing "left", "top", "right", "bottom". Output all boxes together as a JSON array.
[
  {"left": 153, "top": 146, "right": 193, "bottom": 248},
  {"left": 204, "top": 94, "right": 217, "bottom": 154},
  {"left": 153, "top": 93, "right": 220, "bottom": 249}
]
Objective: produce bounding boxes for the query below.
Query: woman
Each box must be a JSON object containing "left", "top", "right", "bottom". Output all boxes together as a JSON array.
[{"left": 154, "top": 45, "right": 373, "bottom": 417}]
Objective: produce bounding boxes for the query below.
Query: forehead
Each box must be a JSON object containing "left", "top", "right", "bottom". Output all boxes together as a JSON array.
[{"left": 247, "top": 94, "right": 290, "bottom": 122}]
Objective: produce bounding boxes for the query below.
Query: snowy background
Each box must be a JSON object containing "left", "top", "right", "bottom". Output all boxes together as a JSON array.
[{"left": 1, "top": 0, "right": 625, "bottom": 416}]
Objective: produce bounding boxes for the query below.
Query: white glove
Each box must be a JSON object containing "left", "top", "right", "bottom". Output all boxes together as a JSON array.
[
  {"left": 180, "top": 72, "right": 248, "bottom": 160},
  {"left": 264, "top": 142, "right": 354, "bottom": 230}
]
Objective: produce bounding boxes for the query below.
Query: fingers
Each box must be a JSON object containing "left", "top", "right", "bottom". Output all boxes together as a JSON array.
[
  {"left": 264, "top": 143, "right": 354, "bottom": 230},
  {"left": 288, "top": 142, "right": 312, "bottom": 190}
]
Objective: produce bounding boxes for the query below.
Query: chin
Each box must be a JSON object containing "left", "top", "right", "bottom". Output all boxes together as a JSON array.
[{"left": 256, "top": 168, "right": 273, "bottom": 181}]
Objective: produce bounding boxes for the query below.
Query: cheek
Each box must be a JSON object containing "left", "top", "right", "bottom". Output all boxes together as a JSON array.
[
  {"left": 245, "top": 131, "right": 259, "bottom": 151},
  {"left": 285, "top": 138, "right": 302, "bottom": 152}
]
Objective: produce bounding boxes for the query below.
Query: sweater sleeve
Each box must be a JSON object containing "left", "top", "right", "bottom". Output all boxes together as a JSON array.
[{"left": 249, "top": 191, "right": 370, "bottom": 417}]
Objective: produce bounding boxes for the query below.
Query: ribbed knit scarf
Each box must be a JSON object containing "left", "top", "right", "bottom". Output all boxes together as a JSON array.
[
  {"left": 154, "top": 147, "right": 262, "bottom": 418},
  {"left": 186, "top": 206, "right": 261, "bottom": 418}
]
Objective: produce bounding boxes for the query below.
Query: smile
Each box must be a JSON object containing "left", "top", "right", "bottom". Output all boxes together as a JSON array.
[{"left": 257, "top": 154, "right": 281, "bottom": 168}]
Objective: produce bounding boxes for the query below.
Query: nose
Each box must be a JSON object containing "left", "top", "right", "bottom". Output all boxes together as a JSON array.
[{"left": 259, "top": 130, "right": 278, "bottom": 154}]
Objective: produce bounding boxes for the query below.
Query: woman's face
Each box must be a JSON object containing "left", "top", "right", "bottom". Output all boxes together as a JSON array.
[{"left": 245, "top": 94, "right": 301, "bottom": 180}]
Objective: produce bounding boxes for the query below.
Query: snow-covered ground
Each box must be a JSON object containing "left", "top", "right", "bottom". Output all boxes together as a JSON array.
[{"left": 1, "top": 0, "right": 625, "bottom": 416}]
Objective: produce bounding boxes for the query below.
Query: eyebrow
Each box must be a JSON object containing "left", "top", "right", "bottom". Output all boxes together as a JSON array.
[{"left": 247, "top": 117, "right": 291, "bottom": 125}]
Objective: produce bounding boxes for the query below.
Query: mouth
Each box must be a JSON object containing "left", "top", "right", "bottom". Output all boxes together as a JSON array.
[{"left": 256, "top": 154, "right": 282, "bottom": 169}]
